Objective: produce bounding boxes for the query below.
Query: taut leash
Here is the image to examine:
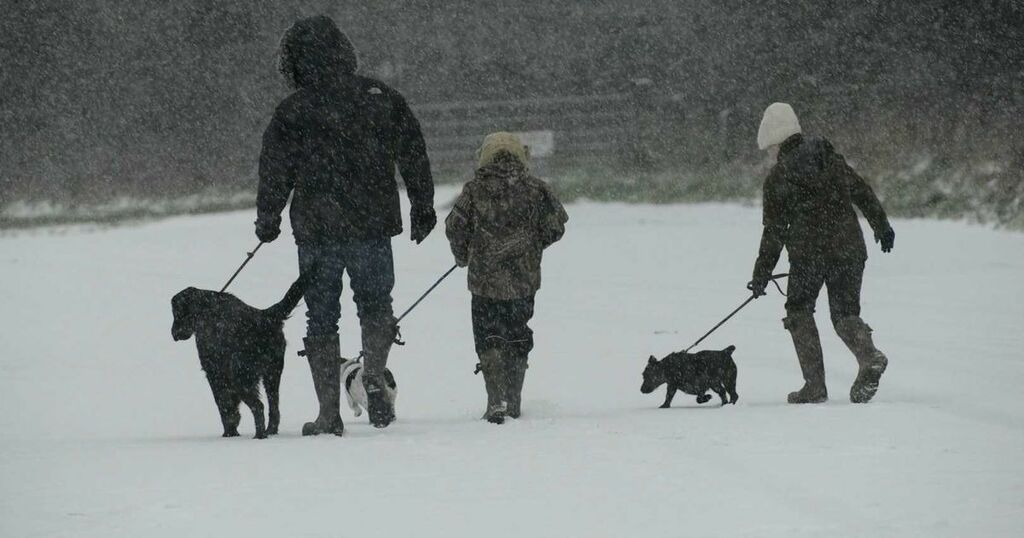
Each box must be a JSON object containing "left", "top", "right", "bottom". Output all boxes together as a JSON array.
[
  {"left": 220, "top": 241, "right": 265, "bottom": 293},
  {"left": 682, "top": 273, "right": 789, "bottom": 353}
]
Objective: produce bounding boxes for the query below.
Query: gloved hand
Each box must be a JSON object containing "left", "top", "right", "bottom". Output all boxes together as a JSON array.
[
  {"left": 410, "top": 205, "right": 437, "bottom": 244},
  {"left": 875, "top": 226, "right": 895, "bottom": 253},
  {"left": 255, "top": 216, "right": 281, "bottom": 243},
  {"left": 747, "top": 277, "right": 769, "bottom": 298}
]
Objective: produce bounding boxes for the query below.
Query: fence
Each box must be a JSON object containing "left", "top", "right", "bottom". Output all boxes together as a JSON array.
[{"left": 411, "top": 86, "right": 658, "bottom": 178}]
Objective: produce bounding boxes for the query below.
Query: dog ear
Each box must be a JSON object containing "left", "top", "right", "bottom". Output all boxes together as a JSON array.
[{"left": 648, "top": 355, "right": 657, "bottom": 365}]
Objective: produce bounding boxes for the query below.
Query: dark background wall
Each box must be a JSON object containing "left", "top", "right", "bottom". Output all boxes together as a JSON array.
[{"left": 2, "top": 1, "right": 1022, "bottom": 220}]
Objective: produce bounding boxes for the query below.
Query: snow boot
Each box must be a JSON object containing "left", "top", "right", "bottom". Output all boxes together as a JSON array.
[
  {"left": 361, "top": 315, "right": 398, "bottom": 428},
  {"left": 835, "top": 316, "right": 888, "bottom": 403},
  {"left": 505, "top": 355, "right": 528, "bottom": 419},
  {"left": 479, "top": 349, "right": 508, "bottom": 424},
  {"left": 301, "top": 335, "right": 345, "bottom": 436},
  {"left": 784, "top": 313, "right": 828, "bottom": 404}
]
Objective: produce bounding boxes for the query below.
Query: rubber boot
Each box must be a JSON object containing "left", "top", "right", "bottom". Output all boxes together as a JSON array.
[
  {"left": 301, "top": 335, "right": 345, "bottom": 436},
  {"left": 505, "top": 355, "right": 528, "bottom": 419},
  {"left": 835, "top": 316, "right": 889, "bottom": 403},
  {"left": 784, "top": 313, "right": 828, "bottom": 404},
  {"left": 479, "top": 349, "right": 508, "bottom": 424},
  {"left": 362, "top": 315, "right": 398, "bottom": 428}
]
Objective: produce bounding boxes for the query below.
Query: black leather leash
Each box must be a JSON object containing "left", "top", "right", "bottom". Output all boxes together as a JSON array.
[
  {"left": 682, "top": 273, "right": 789, "bottom": 353},
  {"left": 219, "top": 241, "right": 265, "bottom": 293}
]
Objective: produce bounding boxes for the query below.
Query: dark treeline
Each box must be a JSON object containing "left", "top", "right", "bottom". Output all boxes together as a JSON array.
[{"left": 2, "top": 0, "right": 1022, "bottom": 223}]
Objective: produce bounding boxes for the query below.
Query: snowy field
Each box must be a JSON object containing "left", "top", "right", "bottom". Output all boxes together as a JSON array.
[{"left": 2, "top": 189, "right": 1023, "bottom": 537}]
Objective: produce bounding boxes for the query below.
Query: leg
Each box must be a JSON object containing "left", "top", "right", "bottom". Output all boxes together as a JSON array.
[
  {"left": 725, "top": 363, "right": 739, "bottom": 404},
  {"left": 784, "top": 262, "right": 828, "bottom": 404},
  {"left": 297, "top": 243, "right": 346, "bottom": 436},
  {"left": 472, "top": 295, "right": 510, "bottom": 423},
  {"left": 264, "top": 361, "right": 282, "bottom": 436},
  {"left": 503, "top": 296, "right": 535, "bottom": 419},
  {"left": 660, "top": 384, "right": 677, "bottom": 408},
  {"left": 347, "top": 239, "right": 397, "bottom": 428},
  {"left": 238, "top": 388, "right": 267, "bottom": 440},
  {"left": 206, "top": 372, "right": 240, "bottom": 437},
  {"left": 712, "top": 386, "right": 728, "bottom": 405},
  {"left": 827, "top": 261, "right": 888, "bottom": 403}
]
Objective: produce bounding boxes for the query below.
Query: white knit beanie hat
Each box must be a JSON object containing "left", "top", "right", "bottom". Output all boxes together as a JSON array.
[{"left": 757, "top": 102, "right": 802, "bottom": 150}]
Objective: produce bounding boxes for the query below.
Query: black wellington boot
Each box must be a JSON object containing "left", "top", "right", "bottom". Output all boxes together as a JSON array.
[
  {"left": 479, "top": 349, "right": 508, "bottom": 424},
  {"left": 505, "top": 355, "right": 528, "bottom": 419},
  {"left": 835, "top": 316, "right": 889, "bottom": 403},
  {"left": 301, "top": 335, "right": 345, "bottom": 436},
  {"left": 784, "top": 314, "right": 828, "bottom": 404},
  {"left": 362, "top": 316, "right": 398, "bottom": 428}
]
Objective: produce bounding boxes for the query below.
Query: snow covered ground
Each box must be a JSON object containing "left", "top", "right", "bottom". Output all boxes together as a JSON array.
[{"left": 2, "top": 189, "right": 1023, "bottom": 537}]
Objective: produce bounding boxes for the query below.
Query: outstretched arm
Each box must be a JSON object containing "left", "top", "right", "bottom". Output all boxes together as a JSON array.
[
  {"left": 255, "top": 107, "right": 298, "bottom": 242},
  {"left": 392, "top": 92, "right": 434, "bottom": 211},
  {"left": 750, "top": 174, "right": 787, "bottom": 294},
  {"left": 834, "top": 152, "right": 893, "bottom": 251}
]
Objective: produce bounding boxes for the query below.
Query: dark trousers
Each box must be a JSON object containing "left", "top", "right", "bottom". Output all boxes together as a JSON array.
[
  {"left": 471, "top": 295, "right": 535, "bottom": 357},
  {"left": 297, "top": 239, "right": 395, "bottom": 338},
  {"left": 785, "top": 258, "right": 865, "bottom": 325}
]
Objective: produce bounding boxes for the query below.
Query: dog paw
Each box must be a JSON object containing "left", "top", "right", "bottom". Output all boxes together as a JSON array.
[
  {"left": 254, "top": 431, "right": 268, "bottom": 440},
  {"left": 658, "top": 403, "right": 671, "bottom": 409},
  {"left": 266, "top": 426, "right": 279, "bottom": 436},
  {"left": 222, "top": 430, "right": 240, "bottom": 438}
]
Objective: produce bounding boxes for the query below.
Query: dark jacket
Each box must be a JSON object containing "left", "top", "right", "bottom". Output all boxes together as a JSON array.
[
  {"left": 256, "top": 75, "right": 434, "bottom": 244},
  {"left": 445, "top": 157, "right": 568, "bottom": 300},
  {"left": 753, "top": 134, "right": 890, "bottom": 279}
]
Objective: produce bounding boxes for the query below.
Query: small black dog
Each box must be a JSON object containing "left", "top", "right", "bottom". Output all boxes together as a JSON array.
[
  {"left": 171, "top": 276, "right": 306, "bottom": 439},
  {"left": 641, "top": 345, "right": 739, "bottom": 408}
]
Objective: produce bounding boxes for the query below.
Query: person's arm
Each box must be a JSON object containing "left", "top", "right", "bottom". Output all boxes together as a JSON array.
[
  {"left": 538, "top": 182, "right": 568, "bottom": 248},
  {"left": 255, "top": 105, "right": 298, "bottom": 242},
  {"left": 833, "top": 149, "right": 894, "bottom": 252},
  {"left": 392, "top": 91, "right": 436, "bottom": 242},
  {"left": 444, "top": 185, "right": 473, "bottom": 267},
  {"left": 750, "top": 173, "right": 787, "bottom": 294}
]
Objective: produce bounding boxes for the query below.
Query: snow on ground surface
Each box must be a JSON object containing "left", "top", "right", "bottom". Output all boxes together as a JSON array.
[{"left": 2, "top": 188, "right": 1023, "bottom": 537}]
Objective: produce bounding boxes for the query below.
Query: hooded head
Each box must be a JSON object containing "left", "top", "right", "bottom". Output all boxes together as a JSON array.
[
  {"left": 277, "top": 15, "right": 358, "bottom": 90},
  {"left": 477, "top": 132, "right": 530, "bottom": 169},
  {"left": 757, "top": 102, "right": 802, "bottom": 150}
]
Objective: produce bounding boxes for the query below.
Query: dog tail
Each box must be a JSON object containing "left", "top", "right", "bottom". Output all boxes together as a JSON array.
[
  {"left": 263, "top": 274, "right": 308, "bottom": 321},
  {"left": 724, "top": 345, "right": 736, "bottom": 356}
]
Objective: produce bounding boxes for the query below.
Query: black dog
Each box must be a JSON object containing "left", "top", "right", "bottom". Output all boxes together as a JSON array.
[
  {"left": 171, "top": 277, "right": 306, "bottom": 439},
  {"left": 641, "top": 345, "right": 739, "bottom": 408}
]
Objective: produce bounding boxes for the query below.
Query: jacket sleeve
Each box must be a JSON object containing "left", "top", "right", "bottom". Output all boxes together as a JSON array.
[
  {"left": 752, "top": 172, "right": 787, "bottom": 281},
  {"left": 538, "top": 182, "right": 569, "bottom": 248},
  {"left": 392, "top": 91, "right": 434, "bottom": 211},
  {"left": 256, "top": 105, "right": 297, "bottom": 226},
  {"left": 445, "top": 185, "right": 473, "bottom": 267},
  {"left": 834, "top": 151, "right": 891, "bottom": 234}
]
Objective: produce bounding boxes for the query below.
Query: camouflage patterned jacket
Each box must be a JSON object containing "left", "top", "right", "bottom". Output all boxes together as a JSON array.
[{"left": 445, "top": 157, "right": 568, "bottom": 300}]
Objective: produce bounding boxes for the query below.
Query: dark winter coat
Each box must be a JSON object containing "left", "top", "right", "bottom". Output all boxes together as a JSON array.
[
  {"left": 257, "top": 57, "right": 433, "bottom": 244},
  {"left": 445, "top": 156, "right": 568, "bottom": 300},
  {"left": 752, "top": 134, "right": 890, "bottom": 280}
]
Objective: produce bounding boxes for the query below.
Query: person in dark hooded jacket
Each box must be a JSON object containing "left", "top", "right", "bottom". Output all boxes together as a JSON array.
[
  {"left": 445, "top": 132, "right": 568, "bottom": 424},
  {"left": 255, "top": 16, "right": 436, "bottom": 434},
  {"left": 748, "top": 103, "right": 895, "bottom": 405}
]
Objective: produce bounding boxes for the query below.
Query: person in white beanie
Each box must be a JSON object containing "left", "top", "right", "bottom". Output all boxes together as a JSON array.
[
  {"left": 445, "top": 132, "right": 568, "bottom": 424},
  {"left": 748, "top": 103, "right": 896, "bottom": 404}
]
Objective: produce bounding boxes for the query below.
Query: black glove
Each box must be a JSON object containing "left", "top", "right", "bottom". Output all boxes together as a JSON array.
[
  {"left": 255, "top": 216, "right": 281, "bottom": 243},
  {"left": 875, "top": 226, "right": 895, "bottom": 253},
  {"left": 747, "top": 277, "right": 769, "bottom": 298},
  {"left": 410, "top": 205, "right": 437, "bottom": 244}
]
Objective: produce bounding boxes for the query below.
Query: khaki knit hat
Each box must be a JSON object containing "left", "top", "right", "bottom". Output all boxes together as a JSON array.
[
  {"left": 757, "top": 102, "right": 802, "bottom": 150},
  {"left": 477, "top": 132, "right": 530, "bottom": 169}
]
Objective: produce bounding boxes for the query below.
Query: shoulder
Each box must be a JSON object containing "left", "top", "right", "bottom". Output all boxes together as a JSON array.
[
  {"left": 352, "top": 76, "right": 408, "bottom": 104},
  {"left": 271, "top": 90, "right": 312, "bottom": 123},
  {"left": 523, "top": 175, "right": 559, "bottom": 199}
]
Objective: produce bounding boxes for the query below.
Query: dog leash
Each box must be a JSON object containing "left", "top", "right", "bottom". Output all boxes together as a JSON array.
[
  {"left": 682, "top": 273, "right": 788, "bottom": 353},
  {"left": 220, "top": 241, "right": 265, "bottom": 293}
]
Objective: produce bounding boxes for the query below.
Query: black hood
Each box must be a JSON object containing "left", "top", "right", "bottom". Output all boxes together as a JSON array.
[
  {"left": 776, "top": 134, "right": 831, "bottom": 188},
  {"left": 277, "top": 15, "right": 358, "bottom": 90}
]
